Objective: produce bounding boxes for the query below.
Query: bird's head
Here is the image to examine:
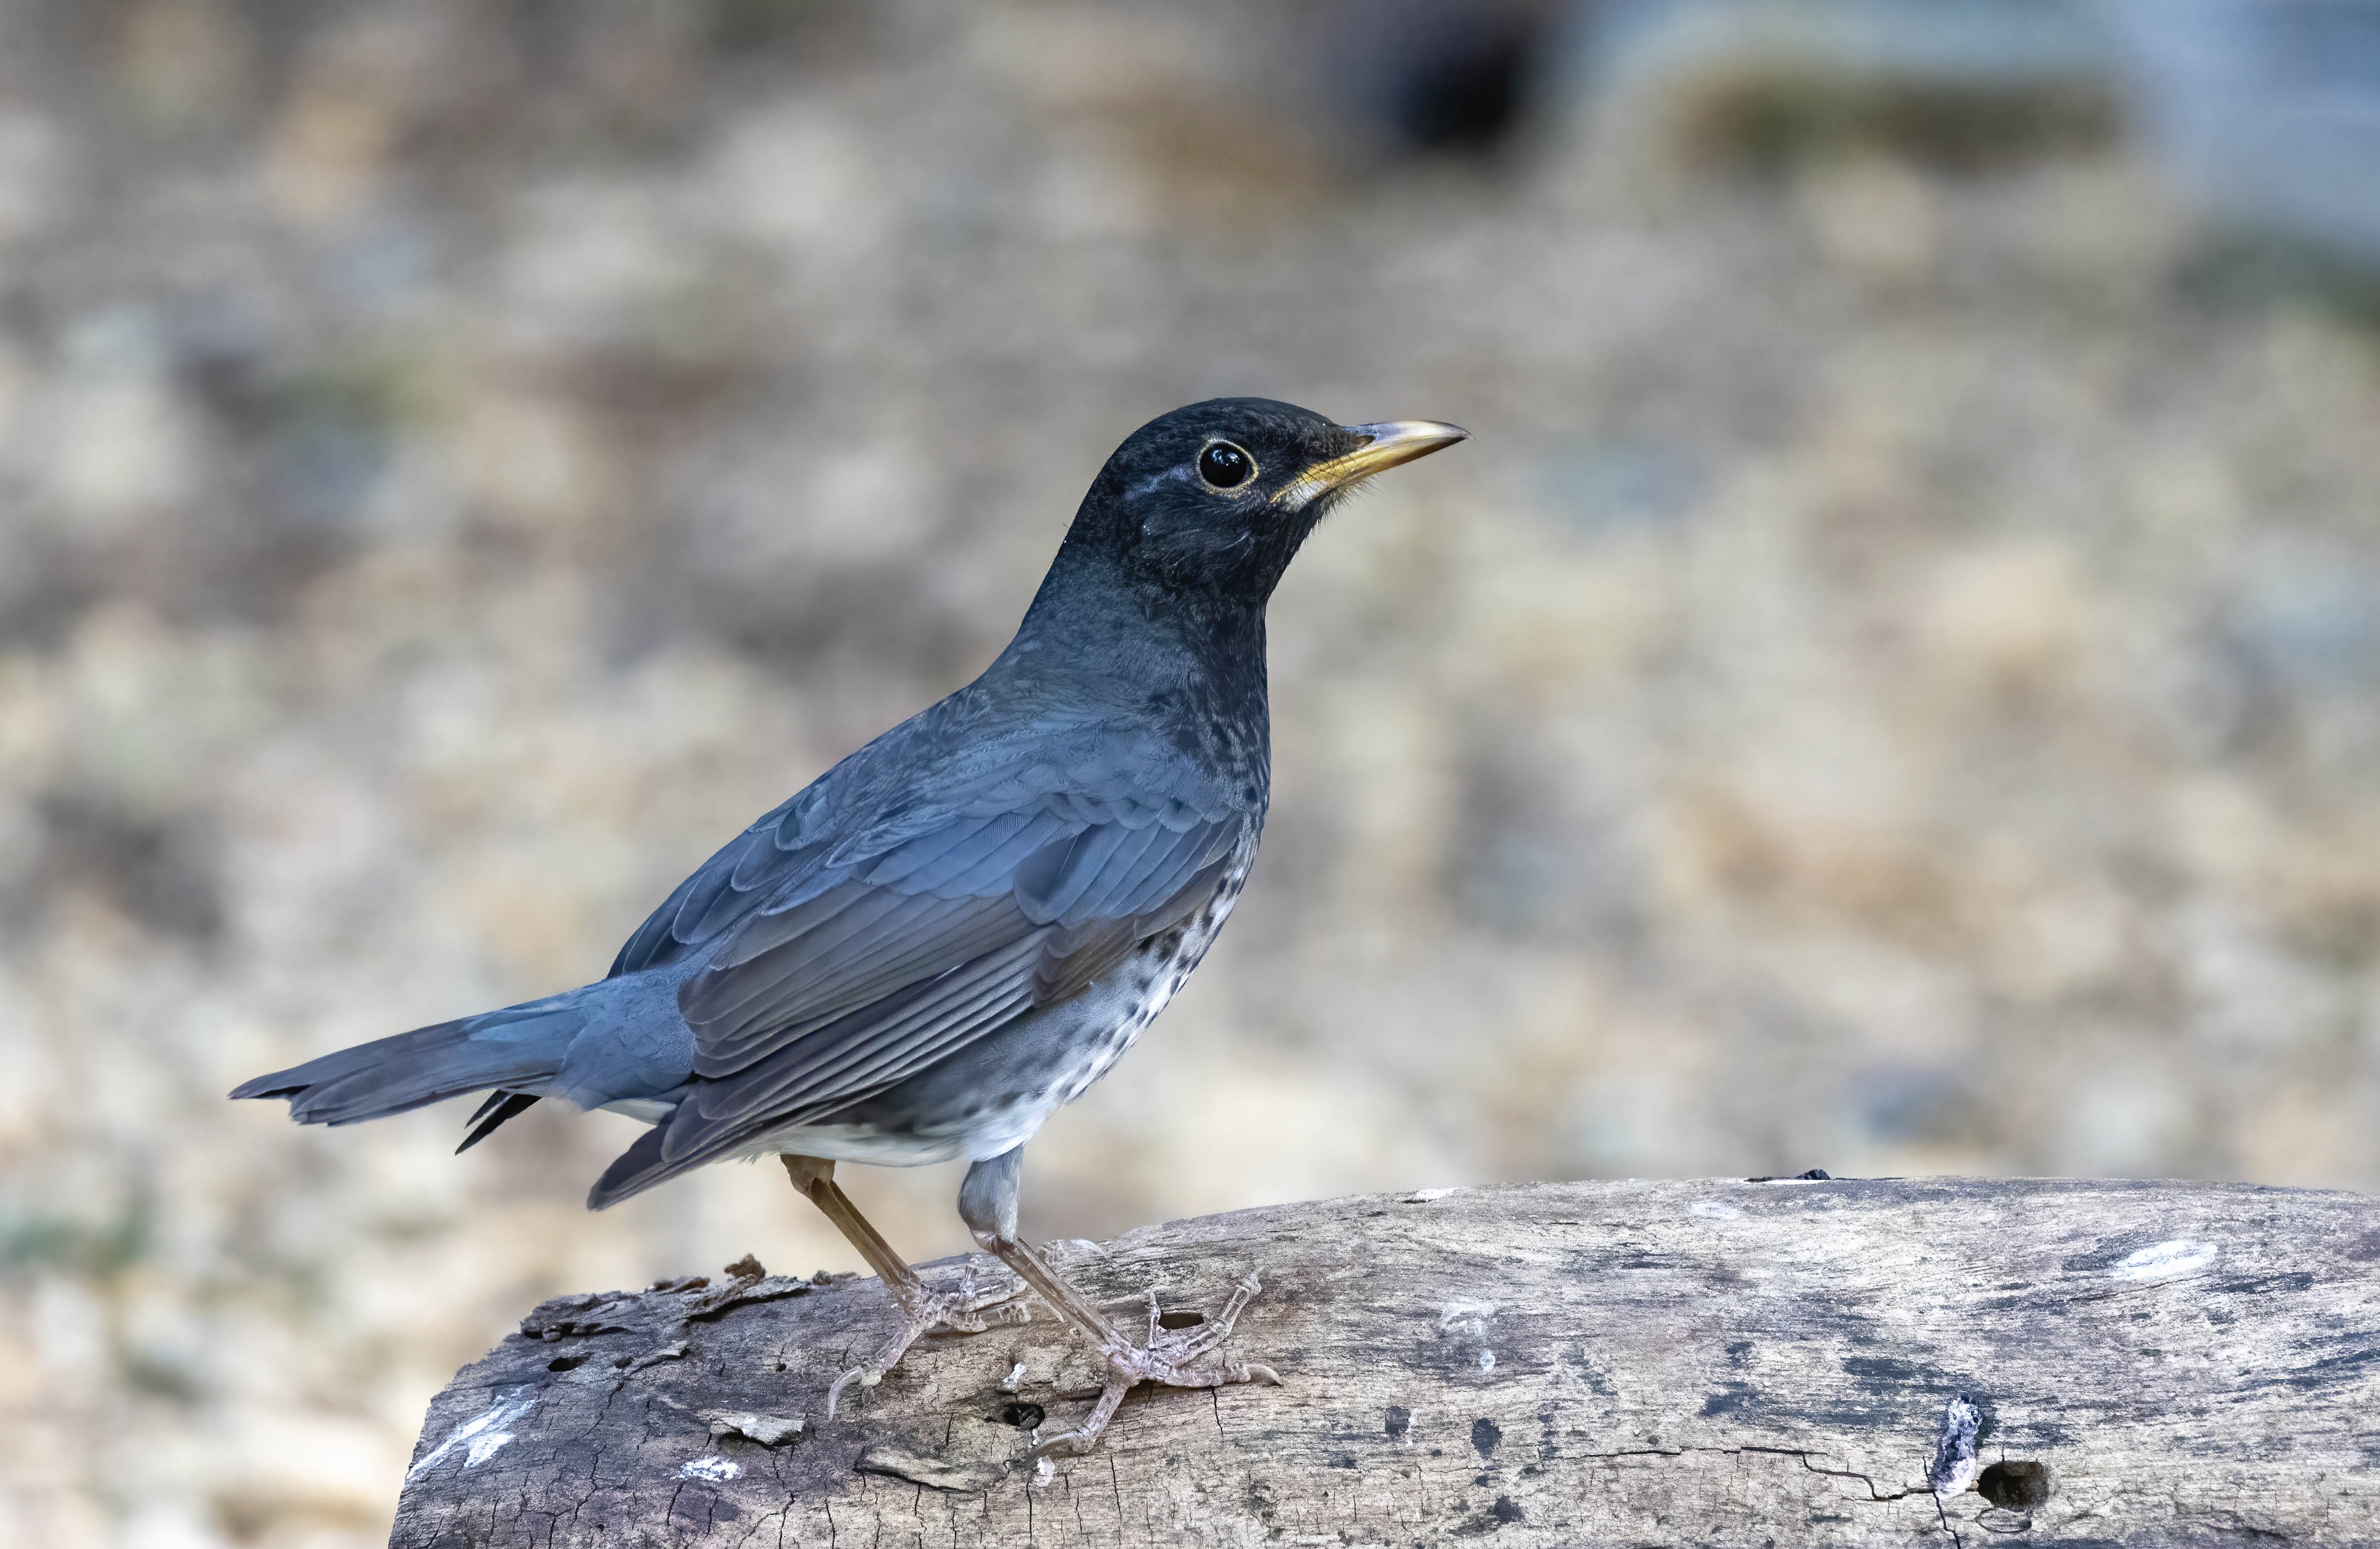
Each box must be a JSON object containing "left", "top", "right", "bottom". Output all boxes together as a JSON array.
[{"left": 1062, "top": 397, "right": 1468, "bottom": 606}]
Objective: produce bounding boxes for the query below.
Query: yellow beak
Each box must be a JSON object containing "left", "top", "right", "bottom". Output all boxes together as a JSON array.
[{"left": 1274, "top": 420, "right": 1471, "bottom": 511}]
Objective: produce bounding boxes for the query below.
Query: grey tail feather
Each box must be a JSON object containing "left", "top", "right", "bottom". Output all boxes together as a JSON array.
[{"left": 230, "top": 996, "right": 584, "bottom": 1128}]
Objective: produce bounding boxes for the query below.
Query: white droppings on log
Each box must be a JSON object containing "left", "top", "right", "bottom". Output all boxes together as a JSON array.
[
  {"left": 403, "top": 1390, "right": 535, "bottom": 1482},
  {"left": 1436, "top": 1298, "right": 1498, "bottom": 1334},
  {"left": 1927, "top": 1394, "right": 1982, "bottom": 1496},
  {"left": 2110, "top": 1238, "right": 2219, "bottom": 1281}
]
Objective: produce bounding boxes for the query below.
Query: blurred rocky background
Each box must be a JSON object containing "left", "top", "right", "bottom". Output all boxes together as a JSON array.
[{"left": 5, "top": 0, "right": 2380, "bottom": 1542}]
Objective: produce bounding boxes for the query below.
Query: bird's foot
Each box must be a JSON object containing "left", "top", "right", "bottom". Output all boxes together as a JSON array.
[
  {"left": 1030, "top": 1272, "right": 1281, "bottom": 1459},
  {"left": 827, "top": 1264, "right": 1029, "bottom": 1418}
]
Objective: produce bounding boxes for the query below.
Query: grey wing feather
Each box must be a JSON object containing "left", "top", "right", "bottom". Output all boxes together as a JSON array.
[
  {"left": 688, "top": 885, "right": 1033, "bottom": 1069},
  {"left": 682, "top": 806, "right": 1241, "bottom": 1083},
  {"left": 606, "top": 796, "right": 817, "bottom": 977},
  {"left": 678, "top": 926, "right": 1053, "bottom": 1139}
]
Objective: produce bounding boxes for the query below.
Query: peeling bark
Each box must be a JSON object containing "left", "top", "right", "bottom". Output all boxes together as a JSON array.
[{"left": 392, "top": 1177, "right": 2380, "bottom": 1546}]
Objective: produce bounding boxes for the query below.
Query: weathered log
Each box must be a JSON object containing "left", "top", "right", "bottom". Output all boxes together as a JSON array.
[{"left": 391, "top": 1177, "right": 2379, "bottom": 1546}]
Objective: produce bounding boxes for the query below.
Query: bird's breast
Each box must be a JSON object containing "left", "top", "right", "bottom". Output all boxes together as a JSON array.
[{"left": 1054, "top": 850, "right": 1254, "bottom": 1106}]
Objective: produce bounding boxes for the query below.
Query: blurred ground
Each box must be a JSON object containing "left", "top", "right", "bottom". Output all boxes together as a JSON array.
[{"left": 4, "top": 2, "right": 2380, "bottom": 1545}]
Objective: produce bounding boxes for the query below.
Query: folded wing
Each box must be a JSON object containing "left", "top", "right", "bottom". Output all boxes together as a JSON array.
[{"left": 589, "top": 718, "right": 1251, "bottom": 1205}]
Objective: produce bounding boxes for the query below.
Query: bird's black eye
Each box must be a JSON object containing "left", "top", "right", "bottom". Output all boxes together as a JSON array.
[{"left": 1197, "top": 441, "right": 1254, "bottom": 490}]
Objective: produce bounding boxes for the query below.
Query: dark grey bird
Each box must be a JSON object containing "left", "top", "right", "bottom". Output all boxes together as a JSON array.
[{"left": 233, "top": 398, "right": 1467, "bottom": 1455}]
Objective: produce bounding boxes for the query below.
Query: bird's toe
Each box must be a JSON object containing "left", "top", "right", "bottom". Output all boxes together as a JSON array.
[{"left": 824, "top": 1364, "right": 883, "bottom": 1419}]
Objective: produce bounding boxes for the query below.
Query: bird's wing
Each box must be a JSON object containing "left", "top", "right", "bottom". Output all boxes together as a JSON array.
[
  {"left": 684, "top": 793, "right": 1242, "bottom": 1084},
  {"left": 600, "top": 709, "right": 1251, "bottom": 1180},
  {"left": 607, "top": 695, "right": 1251, "bottom": 980}
]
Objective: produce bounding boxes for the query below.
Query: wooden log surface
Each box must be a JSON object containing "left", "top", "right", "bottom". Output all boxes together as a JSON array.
[{"left": 391, "top": 1177, "right": 2380, "bottom": 1546}]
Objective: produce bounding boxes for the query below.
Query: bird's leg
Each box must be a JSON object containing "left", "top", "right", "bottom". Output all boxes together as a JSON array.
[
  {"left": 779, "top": 1154, "right": 1026, "bottom": 1415},
  {"left": 957, "top": 1148, "right": 1281, "bottom": 1459}
]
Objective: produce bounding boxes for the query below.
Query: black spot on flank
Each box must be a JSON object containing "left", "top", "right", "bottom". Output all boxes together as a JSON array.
[
  {"left": 547, "top": 1354, "right": 588, "bottom": 1372},
  {"left": 1491, "top": 1495, "right": 1524, "bottom": 1523},
  {"left": 1386, "top": 1405, "right": 1411, "bottom": 1439},
  {"left": 1471, "top": 1417, "right": 1502, "bottom": 1459},
  {"left": 999, "top": 1401, "right": 1045, "bottom": 1430}
]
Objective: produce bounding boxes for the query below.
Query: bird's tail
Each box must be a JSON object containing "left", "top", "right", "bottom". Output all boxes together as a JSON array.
[{"left": 229, "top": 992, "right": 588, "bottom": 1129}]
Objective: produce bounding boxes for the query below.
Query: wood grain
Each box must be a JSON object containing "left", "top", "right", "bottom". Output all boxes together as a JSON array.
[{"left": 391, "top": 1177, "right": 2380, "bottom": 1546}]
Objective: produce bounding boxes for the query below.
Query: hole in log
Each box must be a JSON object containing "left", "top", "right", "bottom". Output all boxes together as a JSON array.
[
  {"left": 1978, "top": 1460, "right": 2053, "bottom": 1509},
  {"left": 547, "top": 1354, "right": 588, "bottom": 1372},
  {"left": 998, "top": 1402, "right": 1045, "bottom": 1430},
  {"left": 1156, "top": 1310, "right": 1205, "bottom": 1330}
]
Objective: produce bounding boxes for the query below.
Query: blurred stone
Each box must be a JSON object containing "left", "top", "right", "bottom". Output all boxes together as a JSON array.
[
  {"left": 1579, "top": 0, "right": 2119, "bottom": 172},
  {"left": 114, "top": 0, "right": 256, "bottom": 136},
  {"left": 41, "top": 310, "right": 204, "bottom": 533},
  {"left": 1796, "top": 153, "right": 1938, "bottom": 279},
  {"left": 2105, "top": 0, "right": 2380, "bottom": 270}
]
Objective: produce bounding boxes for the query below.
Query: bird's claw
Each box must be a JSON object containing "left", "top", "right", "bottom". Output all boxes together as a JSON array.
[
  {"left": 826, "top": 1267, "right": 1028, "bottom": 1419},
  {"left": 1028, "top": 1271, "right": 1280, "bottom": 1459}
]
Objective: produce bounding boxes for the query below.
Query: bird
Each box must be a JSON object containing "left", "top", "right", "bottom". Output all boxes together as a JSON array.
[{"left": 232, "top": 397, "right": 1468, "bottom": 1456}]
